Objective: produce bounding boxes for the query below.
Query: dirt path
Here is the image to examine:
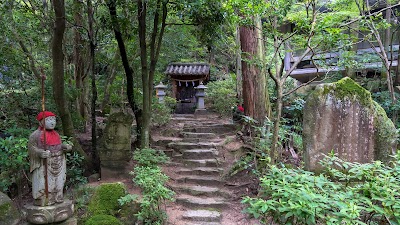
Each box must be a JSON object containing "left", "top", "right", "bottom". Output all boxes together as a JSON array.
[{"left": 152, "top": 113, "right": 260, "bottom": 225}]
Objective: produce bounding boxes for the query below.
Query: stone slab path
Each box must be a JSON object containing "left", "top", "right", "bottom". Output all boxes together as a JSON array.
[{"left": 154, "top": 114, "right": 259, "bottom": 225}]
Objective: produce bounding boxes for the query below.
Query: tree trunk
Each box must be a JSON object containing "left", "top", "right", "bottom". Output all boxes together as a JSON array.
[
  {"left": 87, "top": 0, "right": 99, "bottom": 171},
  {"left": 239, "top": 17, "right": 268, "bottom": 125},
  {"left": 138, "top": 0, "right": 167, "bottom": 148},
  {"left": 235, "top": 26, "right": 243, "bottom": 101},
  {"left": 73, "top": 0, "right": 88, "bottom": 120},
  {"left": 52, "top": 0, "right": 90, "bottom": 165},
  {"left": 138, "top": 0, "right": 150, "bottom": 148},
  {"left": 271, "top": 84, "right": 283, "bottom": 163},
  {"left": 107, "top": 0, "right": 142, "bottom": 147}
]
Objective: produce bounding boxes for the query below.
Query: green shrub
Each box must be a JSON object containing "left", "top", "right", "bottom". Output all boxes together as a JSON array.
[
  {"left": 87, "top": 183, "right": 127, "bottom": 216},
  {"left": 372, "top": 91, "right": 400, "bottom": 127},
  {"left": 123, "top": 148, "right": 174, "bottom": 225},
  {"left": 0, "top": 135, "right": 29, "bottom": 192},
  {"left": 206, "top": 78, "right": 237, "bottom": 116},
  {"left": 65, "top": 151, "right": 87, "bottom": 189},
  {"left": 151, "top": 96, "right": 177, "bottom": 127},
  {"left": 85, "top": 214, "right": 123, "bottom": 225},
  {"left": 133, "top": 148, "right": 169, "bottom": 167},
  {"left": 242, "top": 153, "right": 400, "bottom": 224}
]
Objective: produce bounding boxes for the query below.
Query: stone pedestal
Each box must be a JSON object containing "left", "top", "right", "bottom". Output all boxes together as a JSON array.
[{"left": 22, "top": 200, "right": 74, "bottom": 225}]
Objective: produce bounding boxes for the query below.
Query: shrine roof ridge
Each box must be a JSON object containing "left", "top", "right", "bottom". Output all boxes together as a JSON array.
[{"left": 165, "top": 62, "right": 210, "bottom": 76}]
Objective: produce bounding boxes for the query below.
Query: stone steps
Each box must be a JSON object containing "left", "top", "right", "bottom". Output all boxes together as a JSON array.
[
  {"left": 176, "top": 195, "right": 227, "bottom": 209},
  {"left": 181, "top": 132, "right": 217, "bottom": 139},
  {"left": 170, "top": 184, "right": 230, "bottom": 198},
  {"left": 182, "top": 149, "right": 219, "bottom": 159},
  {"left": 176, "top": 167, "right": 222, "bottom": 176},
  {"left": 183, "top": 124, "right": 236, "bottom": 134},
  {"left": 183, "top": 159, "right": 221, "bottom": 167},
  {"left": 182, "top": 210, "right": 221, "bottom": 222},
  {"left": 176, "top": 175, "right": 223, "bottom": 186},
  {"left": 168, "top": 142, "right": 217, "bottom": 151},
  {"left": 181, "top": 138, "right": 221, "bottom": 143},
  {"left": 163, "top": 115, "right": 238, "bottom": 224}
]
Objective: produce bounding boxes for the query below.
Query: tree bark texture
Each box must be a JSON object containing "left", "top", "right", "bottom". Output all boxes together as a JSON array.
[
  {"left": 239, "top": 17, "right": 268, "bottom": 125},
  {"left": 138, "top": 0, "right": 150, "bottom": 148},
  {"left": 138, "top": 0, "right": 167, "bottom": 148},
  {"left": 235, "top": 26, "right": 243, "bottom": 101},
  {"left": 52, "top": 0, "right": 90, "bottom": 164}
]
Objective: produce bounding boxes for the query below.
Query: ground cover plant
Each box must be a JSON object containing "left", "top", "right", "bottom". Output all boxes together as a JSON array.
[
  {"left": 242, "top": 153, "right": 400, "bottom": 225},
  {"left": 121, "top": 148, "right": 174, "bottom": 225}
]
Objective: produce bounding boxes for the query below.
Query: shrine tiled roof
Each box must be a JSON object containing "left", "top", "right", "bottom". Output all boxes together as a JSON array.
[{"left": 165, "top": 63, "right": 210, "bottom": 76}]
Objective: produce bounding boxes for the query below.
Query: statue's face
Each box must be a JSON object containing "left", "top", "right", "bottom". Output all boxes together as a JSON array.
[{"left": 42, "top": 116, "right": 56, "bottom": 130}]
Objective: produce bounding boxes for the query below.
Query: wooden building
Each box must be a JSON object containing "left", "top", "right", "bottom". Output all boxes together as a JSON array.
[
  {"left": 165, "top": 63, "right": 210, "bottom": 114},
  {"left": 283, "top": 2, "right": 399, "bottom": 83}
]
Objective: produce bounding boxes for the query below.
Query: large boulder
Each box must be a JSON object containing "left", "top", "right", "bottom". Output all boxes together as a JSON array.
[
  {"left": 0, "top": 191, "right": 20, "bottom": 225},
  {"left": 303, "top": 77, "right": 397, "bottom": 171}
]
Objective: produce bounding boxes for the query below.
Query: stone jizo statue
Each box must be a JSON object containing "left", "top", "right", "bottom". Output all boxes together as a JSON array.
[{"left": 28, "top": 111, "right": 72, "bottom": 206}]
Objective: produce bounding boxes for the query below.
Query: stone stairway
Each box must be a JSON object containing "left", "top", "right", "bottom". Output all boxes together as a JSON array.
[{"left": 158, "top": 114, "right": 236, "bottom": 225}]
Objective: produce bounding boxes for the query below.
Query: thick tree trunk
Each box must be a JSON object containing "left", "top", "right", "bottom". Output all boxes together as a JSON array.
[
  {"left": 52, "top": 0, "right": 90, "bottom": 164},
  {"left": 239, "top": 17, "right": 268, "bottom": 125}
]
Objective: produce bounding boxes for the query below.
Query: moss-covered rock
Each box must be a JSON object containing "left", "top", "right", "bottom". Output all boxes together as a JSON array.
[
  {"left": 303, "top": 77, "right": 398, "bottom": 171},
  {"left": 0, "top": 192, "right": 20, "bottom": 225},
  {"left": 85, "top": 214, "right": 123, "bottom": 225},
  {"left": 87, "top": 182, "right": 127, "bottom": 216}
]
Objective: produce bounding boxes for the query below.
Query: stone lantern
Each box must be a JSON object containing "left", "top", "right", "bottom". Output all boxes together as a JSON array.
[
  {"left": 194, "top": 82, "right": 207, "bottom": 114},
  {"left": 155, "top": 82, "right": 167, "bottom": 103}
]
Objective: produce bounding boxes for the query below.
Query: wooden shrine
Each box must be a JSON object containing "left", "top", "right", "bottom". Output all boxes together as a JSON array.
[{"left": 165, "top": 63, "right": 210, "bottom": 114}]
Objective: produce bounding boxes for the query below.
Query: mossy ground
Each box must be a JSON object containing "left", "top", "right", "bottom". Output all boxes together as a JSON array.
[
  {"left": 85, "top": 214, "right": 123, "bottom": 225},
  {"left": 0, "top": 202, "right": 11, "bottom": 221},
  {"left": 321, "top": 77, "right": 372, "bottom": 107},
  {"left": 87, "top": 182, "right": 126, "bottom": 216}
]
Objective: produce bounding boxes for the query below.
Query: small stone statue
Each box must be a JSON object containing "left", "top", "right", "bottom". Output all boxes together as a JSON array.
[{"left": 28, "top": 111, "right": 72, "bottom": 206}]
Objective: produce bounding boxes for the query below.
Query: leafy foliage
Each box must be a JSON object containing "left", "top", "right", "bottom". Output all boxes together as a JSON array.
[
  {"left": 242, "top": 154, "right": 400, "bottom": 224},
  {"left": 65, "top": 151, "right": 87, "bottom": 189},
  {"left": 126, "top": 148, "right": 174, "bottom": 225},
  {"left": 372, "top": 91, "right": 400, "bottom": 127},
  {"left": 206, "top": 77, "right": 237, "bottom": 116},
  {"left": 151, "top": 96, "right": 177, "bottom": 127},
  {"left": 0, "top": 135, "right": 29, "bottom": 193}
]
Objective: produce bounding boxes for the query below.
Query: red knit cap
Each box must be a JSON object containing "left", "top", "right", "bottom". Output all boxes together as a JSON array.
[{"left": 36, "top": 111, "right": 56, "bottom": 121}]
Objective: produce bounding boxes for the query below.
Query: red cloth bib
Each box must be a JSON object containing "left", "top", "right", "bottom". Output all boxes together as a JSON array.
[{"left": 39, "top": 127, "right": 61, "bottom": 146}]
